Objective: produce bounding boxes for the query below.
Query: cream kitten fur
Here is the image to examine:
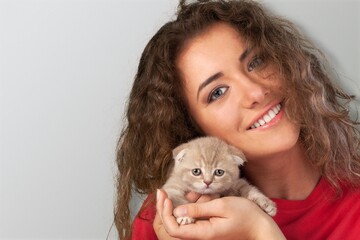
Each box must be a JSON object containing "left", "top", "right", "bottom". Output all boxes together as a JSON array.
[{"left": 162, "top": 136, "right": 277, "bottom": 225}]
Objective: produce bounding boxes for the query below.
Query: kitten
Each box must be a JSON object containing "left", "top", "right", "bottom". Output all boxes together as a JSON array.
[{"left": 162, "top": 136, "right": 277, "bottom": 225}]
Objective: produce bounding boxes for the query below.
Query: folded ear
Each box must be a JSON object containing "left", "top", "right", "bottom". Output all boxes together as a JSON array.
[
  {"left": 172, "top": 143, "right": 188, "bottom": 163},
  {"left": 232, "top": 155, "right": 245, "bottom": 166},
  {"left": 228, "top": 145, "right": 246, "bottom": 166}
]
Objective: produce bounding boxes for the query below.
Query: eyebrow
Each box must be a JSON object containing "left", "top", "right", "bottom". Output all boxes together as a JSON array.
[
  {"left": 197, "top": 72, "right": 223, "bottom": 101},
  {"left": 239, "top": 48, "right": 251, "bottom": 62},
  {"left": 196, "top": 48, "right": 251, "bottom": 101}
]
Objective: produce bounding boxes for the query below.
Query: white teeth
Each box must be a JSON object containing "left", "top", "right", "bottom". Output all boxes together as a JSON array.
[
  {"left": 250, "top": 104, "right": 282, "bottom": 129},
  {"left": 269, "top": 110, "right": 276, "bottom": 118},
  {"left": 263, "top": 114, "right": 271, "bottom": 123},
  {"left": 273, "top": 107, "right": 279, "bottom": 114}
]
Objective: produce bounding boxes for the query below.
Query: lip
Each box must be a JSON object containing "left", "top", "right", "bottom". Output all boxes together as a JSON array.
[
  {"left": 247, "top": 100, "right": 284, "bottom": 130},
  {"left": 199, "top": 186, "right": 215, "bottom": 194}
]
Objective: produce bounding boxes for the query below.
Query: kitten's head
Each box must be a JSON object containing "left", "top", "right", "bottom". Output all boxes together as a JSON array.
[{"left": 172, "top": 137, "right": 245, "bottom": 194}]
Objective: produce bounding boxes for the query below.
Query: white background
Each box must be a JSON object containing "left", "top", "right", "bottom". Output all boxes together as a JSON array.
[{"left": 0, "top": 0, "right": 359, "bottom": 239}]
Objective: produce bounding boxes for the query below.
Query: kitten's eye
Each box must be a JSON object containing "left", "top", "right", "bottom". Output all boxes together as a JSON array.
[
  {"left": 248, "top": 56, "right": 263, "bottom": 72},
  {"left": 214, "top": 169, "right": 224, "bottom": 176},
  {"left": 208, "top": 86, "right": 229, "bottom": 103},
  {"left": 192, "top": 168, "right": 202, "bottom": 176}
]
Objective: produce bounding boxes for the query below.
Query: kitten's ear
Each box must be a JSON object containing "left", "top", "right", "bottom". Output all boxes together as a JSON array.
[
  {"left": 232, "top": 155, "right": 245, "bottom": 166},
  {"left": 172, "top": 143, "right": 188, "bottom": 163},
  {"left": 229, "top": 145, "right": 246, "bottom": 166},
  {"left": 174, "top": 149, "right": 187, "bottom": 163}
]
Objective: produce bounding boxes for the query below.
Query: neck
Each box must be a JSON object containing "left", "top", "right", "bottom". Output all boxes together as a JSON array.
[{"left": 243, "top": 143, "right": 321, "bottom": 200}]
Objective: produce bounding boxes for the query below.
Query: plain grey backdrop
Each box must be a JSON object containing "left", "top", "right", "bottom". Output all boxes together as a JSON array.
[{"left": 0, "top": 0, "right": 359, "bottom": 239}]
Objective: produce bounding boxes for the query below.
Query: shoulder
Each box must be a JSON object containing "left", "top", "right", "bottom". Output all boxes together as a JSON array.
[
  {"left": 336, "top": 180, "right": 360, "bottom": 206},
  {"left": 273, "top": 178, "right": 360, "bottom": 239},
  {"left": 131, "top": 194, "right": 157, "bottom": 240}
]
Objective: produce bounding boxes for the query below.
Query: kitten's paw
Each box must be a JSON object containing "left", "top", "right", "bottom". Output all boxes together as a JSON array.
[
  {"left": 264, "top": 201, "right": 277, "bottom": 216},
  {"left": 258, "top": 198, "right": 277, "bottom": 216},
  {"left": 176, "top": 216, "right": 195, "bottom": 225}
]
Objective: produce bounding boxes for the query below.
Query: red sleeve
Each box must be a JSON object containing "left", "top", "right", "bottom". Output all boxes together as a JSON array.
[{"left": 131, "top": 194, "right": 157, "bottom": 240}]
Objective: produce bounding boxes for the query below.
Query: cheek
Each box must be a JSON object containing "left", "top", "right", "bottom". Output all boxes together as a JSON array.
[
  {"left": 240, "top": 121, "right": 301, "bottom": 160},
  {"left": 191, "top": 106, "right": 240, "bottom": 137}
]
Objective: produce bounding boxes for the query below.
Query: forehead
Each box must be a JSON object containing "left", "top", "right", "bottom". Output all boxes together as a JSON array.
[
  {"left": 178, "top": 22, "right": 245, "bottom": 63},
  {"left": 186, "top": 140, "right": 231, "bottom": 158},
  {"left": 176, "top": 22, "right": 246, "bottom": 88}
]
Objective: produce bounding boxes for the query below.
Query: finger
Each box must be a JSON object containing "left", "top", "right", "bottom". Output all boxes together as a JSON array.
[
  {"left": 153, "top": 213, "right": 163, "bottom": 236},
  {"left": 162, "top": 217, "right": 215, "bottom": 239},
  {"left": 153, "top": 213, "right": 180, "bottom": 240},
  {"left": 162, "top": 198, "right": 179, "bottom": 227},
  {"left": 157, "top": 189, "right": 168, "bottom": 203},
  {"left": 161, "top": 198, "right": 187, "bottom": 237},
  {"left": 196, "top": 194, "right": 221, "bottom": 203},
  {"left": 156, "top": 190, "right": 186, "bottom": 239},
  {"left": 185, "top": 192, "right": 221, "bottom": 203},
  {"left": 185, "top": 191, "right": 201, "bottom": 202},
  {"left": 173, "top": 198, "right": 225, "bottom": 219},
  {"left": 161, "top": 197, "right": 223, "bottom": 240},
  {"left": 156, "top": 189, "right": 168, "bottom": 222},
  {"left": 187, "top": 194, "right": 220, "bottom": 221}
]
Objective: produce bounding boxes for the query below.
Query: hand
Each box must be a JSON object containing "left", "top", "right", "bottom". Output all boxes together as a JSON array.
[
  {"left": 153, "top": 189, "right": 180, "bottom": 240},
  {"left": 184, "top": 191, "right": 220, "bottom": 203},
  {"left": 155, "top": 189, "right": 285, "bottom": 240},
  {"left": 154, "top": 190, "right": 220, "bottom": 239}
]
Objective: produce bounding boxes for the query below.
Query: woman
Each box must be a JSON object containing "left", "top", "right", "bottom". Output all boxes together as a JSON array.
[{"left": 115, "top": 0, "right": 360, "bottom": 239}]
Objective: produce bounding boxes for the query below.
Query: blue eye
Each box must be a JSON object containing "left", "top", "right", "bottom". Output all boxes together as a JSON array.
[
  {"left": 192, "top": 168, "right": 202, "bottom": 176},
  {"left": 248, "top": 56, "right": 263, "bottom": 72},
  {"left": 208, "top": 86, "right": 229, "bottom": 103}
]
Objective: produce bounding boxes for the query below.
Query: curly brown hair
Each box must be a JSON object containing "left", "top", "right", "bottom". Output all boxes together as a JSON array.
[{"left": 114, "top": 0, "right": 360, "bottom": 238}]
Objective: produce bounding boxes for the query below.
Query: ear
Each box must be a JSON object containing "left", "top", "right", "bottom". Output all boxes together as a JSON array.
[
  {"left": 174, "top": 149, "right": 187, "bottom": 163},
  {"left": 172, "top": 143, "right": 188, "bottom": 163},
  {"left": 232, "top": 155, "right": 245, "bottom": 166},
  {"left": 229, "top": 145, "right": 246, "bottom": 166}
]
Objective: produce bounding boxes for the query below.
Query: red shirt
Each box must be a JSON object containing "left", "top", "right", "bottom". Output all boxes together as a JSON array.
[
  {"left": 272, "top": 178, "right": 360, "bottom": 240},
  {"left": 131, "top": 178, "right": 360, "bottom": 240},
  {"left": 131, "top": 195, "right": 157, "bottom": 240}
]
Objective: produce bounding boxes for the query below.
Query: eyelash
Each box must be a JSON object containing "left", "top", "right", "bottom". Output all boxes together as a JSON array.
[
  {"left": 208, "top": 86, "right": 229, "bottom": 103},
  {"left": 248, "top": 56, "right": 263, "bottom": 72}
]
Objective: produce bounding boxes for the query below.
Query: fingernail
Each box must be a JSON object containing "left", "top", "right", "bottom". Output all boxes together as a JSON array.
[{"left": 173, "top": 206, "right": 187, "bottom": 217}]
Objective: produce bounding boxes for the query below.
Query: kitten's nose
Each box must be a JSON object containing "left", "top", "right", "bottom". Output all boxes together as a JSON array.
[{"left": 203, "top": 180, "right": 212, "bottom": 186}]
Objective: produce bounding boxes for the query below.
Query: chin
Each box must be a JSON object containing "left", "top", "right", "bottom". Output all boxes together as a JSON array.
[
  {"left": 246, "top": 140, "right": 302, "bottom": 161},
  {"left": 200, "top": 188, "right": 215, "bottom": 194}
]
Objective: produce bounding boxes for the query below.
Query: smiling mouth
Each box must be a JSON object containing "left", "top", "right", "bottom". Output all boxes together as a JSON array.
[{"left": 249, "top": 103, "right": 282, "bottom": 129}]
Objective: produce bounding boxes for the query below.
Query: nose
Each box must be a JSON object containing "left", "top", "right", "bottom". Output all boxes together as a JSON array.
[
  {"left": 238, "top": 77, "right": 269, "bottom": 108},
  {"left": 203, "top": 180, "right": 212, "bottom": 186}
]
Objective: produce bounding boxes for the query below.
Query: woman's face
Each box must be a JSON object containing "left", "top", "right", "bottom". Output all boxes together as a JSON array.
[{"left": 177, "top": 23, "right": 300, "bottom": 162}]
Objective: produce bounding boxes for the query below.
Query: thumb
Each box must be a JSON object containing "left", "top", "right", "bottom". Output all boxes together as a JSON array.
[{"left": 173, "top": 198, "right": 224, "bottom": 218}]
